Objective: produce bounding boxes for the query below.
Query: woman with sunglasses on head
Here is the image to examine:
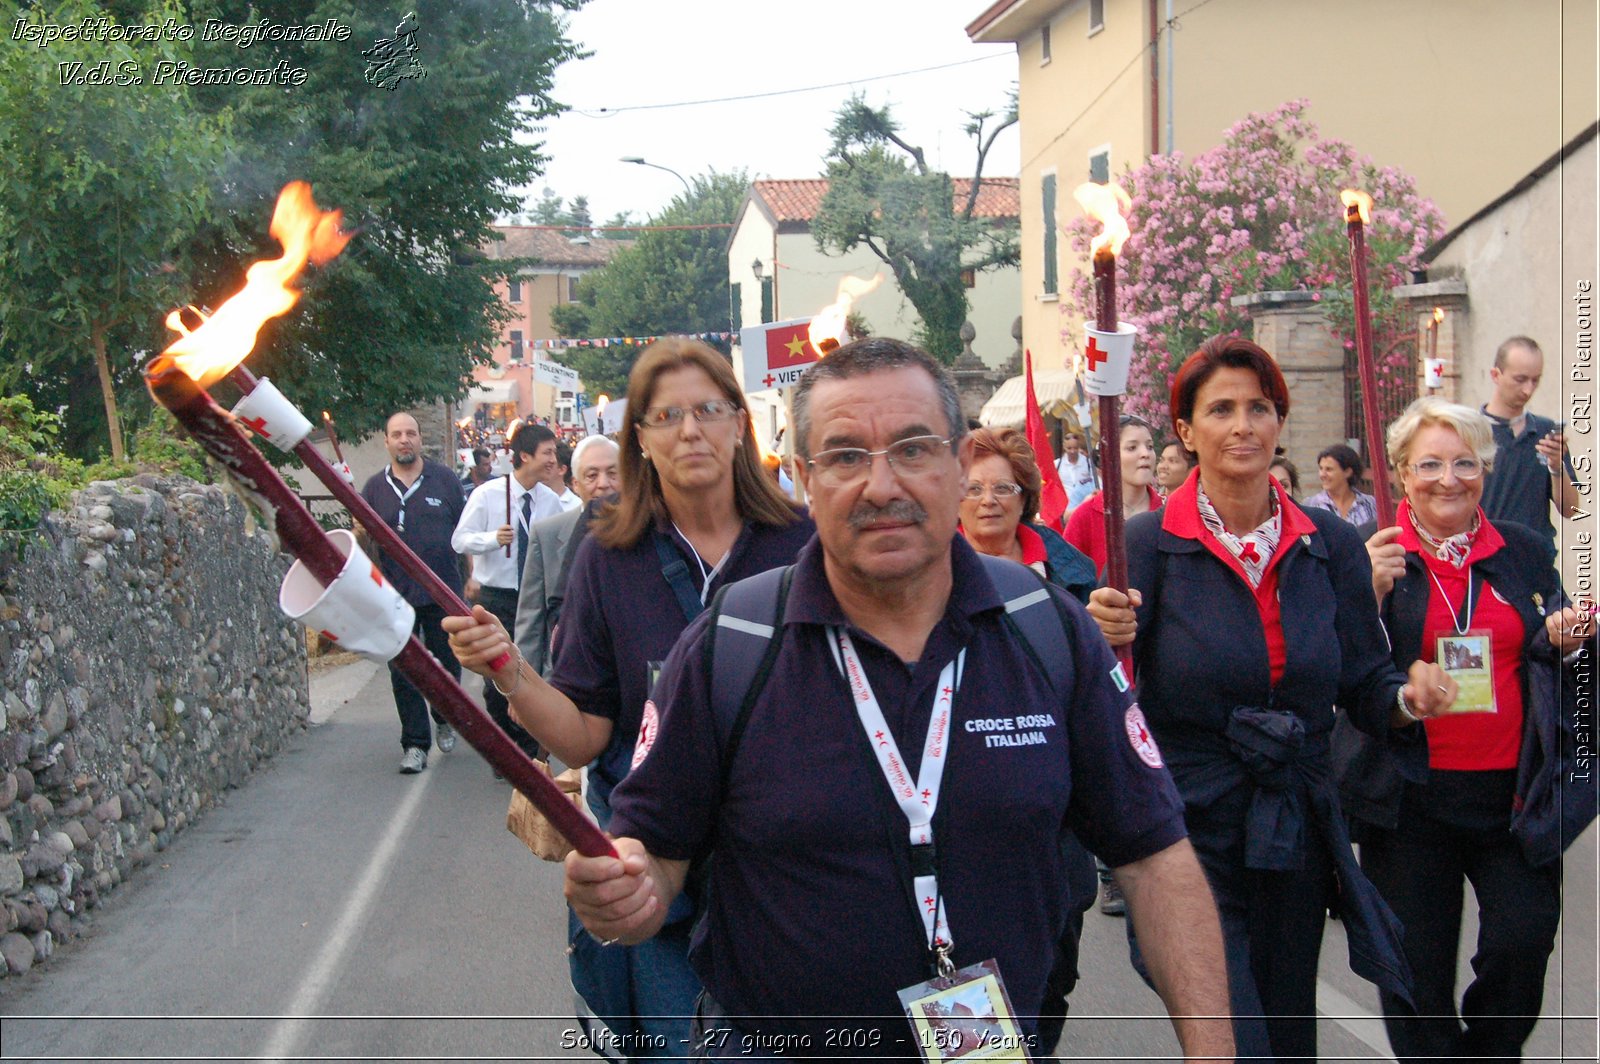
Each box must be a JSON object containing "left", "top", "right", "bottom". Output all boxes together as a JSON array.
[
  {"left": 1334, "top": 398, "right": 1595, "bottom": 1064},
  {"left": 1087, "top": 336, "right": 1459, "bottom": 1062},
  {"left": 444, "top": 337, "right": 813, "bottom": 1059},
  {"left": 1065, "top": 414, "right": 1162, "bottom": 576}
]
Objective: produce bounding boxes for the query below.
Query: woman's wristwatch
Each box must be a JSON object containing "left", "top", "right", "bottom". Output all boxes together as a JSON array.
[{"left": 1395, "top": 686, "right": 1421, "bottom": 724}]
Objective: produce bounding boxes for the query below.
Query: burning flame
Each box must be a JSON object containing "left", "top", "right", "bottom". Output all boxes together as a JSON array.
[
  {"left": 595, "top": 394, "right": 609, "bottom": 412},
  {"left": 1433, "top": 306, "right": 1444, "bottom": 324},
  {"left": 1073, "top": 182, "right": 1132, "bottom": 257},
  {"left": 808, "top": 272, "right": 884, "bottom": 355},
  {"left": 161, "top": 182, "right": 349, "bottom": 387},
  {"left": 1340, "top": 189, "right": 1373, "bottom": 225}
]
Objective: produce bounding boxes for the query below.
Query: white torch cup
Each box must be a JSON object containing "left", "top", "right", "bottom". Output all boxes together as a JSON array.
[
  {"left": 1081, "top": 322, "right": 1139, "bottom": 397},
  {"left": 1425, "top": 359, "right": 1445, "bottom": 389},
  {"left": 334, "top": 461, "right": 355, "bottom": 486},
  {"left": 280, "top": 529, "right": 415, "bottom": 663},
  {"left": 230, "top": 377, "right": 313, "bottom": 451}
]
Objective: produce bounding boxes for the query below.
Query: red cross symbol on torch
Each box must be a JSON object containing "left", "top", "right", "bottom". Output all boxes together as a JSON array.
[
  {"left": 238, "top": 413, "right": 271, "bottom": 435},
  {"left": 1084, "top": 336, "right": 1109, "bottom": 372}
]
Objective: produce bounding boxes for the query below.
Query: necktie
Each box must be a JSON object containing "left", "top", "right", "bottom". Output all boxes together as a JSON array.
[{"left": 517, "top": 491, "right": 532, "bottom": 587}]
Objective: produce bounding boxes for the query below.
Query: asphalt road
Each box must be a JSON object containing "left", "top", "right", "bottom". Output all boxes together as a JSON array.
[{"left": 0, "top": 658, "right": 1594, "bottom": 1062}]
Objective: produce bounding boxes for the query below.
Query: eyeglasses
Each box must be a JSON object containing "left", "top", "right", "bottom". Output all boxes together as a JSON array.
[
  {"left": 1408, "top": 457, "right": 1485, "bottom": 482},
  {"left": 963, "top": 480, "right": 1022, "bottom": 500},
  {"left": 637, "top": 399, "right": 741, "bottom": 429},
  {"left": 807, "top": 435, "right": 954, "bottom": 486}
]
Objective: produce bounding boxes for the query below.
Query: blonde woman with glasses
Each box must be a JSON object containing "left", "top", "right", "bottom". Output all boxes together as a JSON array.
[{"left": 1335, "top": 396, "right": 1595, "bottom": 1064}]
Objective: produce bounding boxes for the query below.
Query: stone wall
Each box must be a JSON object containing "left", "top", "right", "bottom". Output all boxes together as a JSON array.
[{"left": 0, "top": 475, "right": 308, "bottom": 978}]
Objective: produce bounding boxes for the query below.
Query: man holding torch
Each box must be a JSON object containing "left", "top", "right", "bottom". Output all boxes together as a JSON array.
[
  {"left": 546, "top": 339, "right": 1232, "bottom": 1061},
  {"left": 452, "top": 422, "right": 564, "bottom": 762}
]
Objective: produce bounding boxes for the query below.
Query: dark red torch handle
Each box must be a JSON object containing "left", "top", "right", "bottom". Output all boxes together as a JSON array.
[
  {"left": 1092, "top": 249, "right": 1134, "bottom": 674},
  {"left": 1345, "top": 210, "right": 1397, "bottom": 528},
  {"left": 393, "top": 638, "right": 614, "bottom": 857},
  {"left": 149, "top": 361, "right": 615, "bottom": 859},
  {"left": 228, "top": 367, "right": 511, "bottom": 671}
]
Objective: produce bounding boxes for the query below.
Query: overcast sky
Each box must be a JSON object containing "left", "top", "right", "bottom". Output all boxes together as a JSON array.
[{"left": 521, "top": 0, "right": 1020, "bottom": 225}]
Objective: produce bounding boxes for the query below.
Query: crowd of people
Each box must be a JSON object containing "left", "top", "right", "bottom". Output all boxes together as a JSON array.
[{"left": 350, "top": 330, "right": 1590, "bottom": 1064}]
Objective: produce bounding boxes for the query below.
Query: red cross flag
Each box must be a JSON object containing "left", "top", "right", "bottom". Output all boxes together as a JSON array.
[{"left": 738, "top": 317, "right": 824, "bottom": 393}]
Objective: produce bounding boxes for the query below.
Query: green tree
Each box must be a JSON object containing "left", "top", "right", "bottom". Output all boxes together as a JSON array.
[
  {"left": 171, "top": 0, "right": 583, "bottom": 446},
  {"left": 811, "top": 95, "right": 1019, "bottom": 362},
  {"left": 0, "top": 0, "right": 229, "bottom": 460},
  {"left": 551, "top": 170, "right": 748, "bottom": 395}
]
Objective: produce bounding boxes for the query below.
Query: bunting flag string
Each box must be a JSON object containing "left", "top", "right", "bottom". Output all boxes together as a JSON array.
[{"left": 526, "top": 331, "right": 733, "bottom": 352}]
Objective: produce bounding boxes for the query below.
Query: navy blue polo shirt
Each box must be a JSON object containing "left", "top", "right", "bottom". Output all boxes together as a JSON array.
[
  {"left": 609, "top": 535, "right": 1188, "bottom": 1054},
  {"left": 1481, "top": 408, "right": 1576, "bottom": 543},
  {"left": 358, "top": 459, "right": 466, "bottom": 608},
  {"left": 549, "top": 513, "right": 814, "bottom": 803}
]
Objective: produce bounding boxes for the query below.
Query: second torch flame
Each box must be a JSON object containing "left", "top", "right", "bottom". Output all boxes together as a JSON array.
[
  {"left": 1074, "top": 182, "right": 1133, "bottom": 259},
  {"left": 808, "top": 272, "right": 884, "bottom": 355},
  {"left": 1341, "top": 188, "right": 1373, "bottom": 225},
  {"left": 160, "top": 182, "right": 350, "bottom": 388}
]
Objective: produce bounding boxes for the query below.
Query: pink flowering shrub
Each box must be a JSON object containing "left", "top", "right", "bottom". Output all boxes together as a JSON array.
[{"left": 1063, "top": 100, "right": 1447, "bottom": 426}]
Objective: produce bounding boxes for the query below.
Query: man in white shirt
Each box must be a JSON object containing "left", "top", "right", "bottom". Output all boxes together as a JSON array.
[
  {"left": 1056, "top": 430, "right": 1097, "bottom": 510},
  {"left": 452, "top": 423, "right": 564, "bottom": 758}
]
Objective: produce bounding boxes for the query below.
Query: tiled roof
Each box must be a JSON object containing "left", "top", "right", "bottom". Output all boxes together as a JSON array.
[
  {"left": 752, "top": 177, "right": 1020, "bottom": 224},
  {"left": 484, "top": 226, "right": 631, "bottom": 267}
]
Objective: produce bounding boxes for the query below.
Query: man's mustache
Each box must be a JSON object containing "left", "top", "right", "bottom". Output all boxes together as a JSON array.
[{"left": 848, "top": 499, "right": 927, "bottom": 528}]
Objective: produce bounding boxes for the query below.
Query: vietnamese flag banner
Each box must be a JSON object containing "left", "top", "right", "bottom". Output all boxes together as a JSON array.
[
  {"left": 1025, "top": 349, "right": 1069, "bottom": 533},
  {"left": 738, "top": 317, "right": 824, "bottom": 394}
]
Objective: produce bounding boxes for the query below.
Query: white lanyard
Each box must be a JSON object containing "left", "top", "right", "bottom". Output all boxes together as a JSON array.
[
  {"left": 1429, "top": 566, "right": 1476, "bottom": 636},
  {"left": 671, "top": 521, "right": 727, "bottom": 605},
  {"left": 385, "top": 470, "right": 424, "bottom": 530},
  {"left": 829, "top": 628, "right": 964, "bottom": 952}
]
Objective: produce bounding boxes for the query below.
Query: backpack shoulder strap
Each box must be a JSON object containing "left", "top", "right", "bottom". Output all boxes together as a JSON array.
[
  {"left": 977, "top": 553, "right": 1073, "bottom": 697},
  {"left": 705, "top": 564, "right": 795, "bottom": 779},
  {"left": 653, "top": 529, "right": 706, "bottom": 622}
]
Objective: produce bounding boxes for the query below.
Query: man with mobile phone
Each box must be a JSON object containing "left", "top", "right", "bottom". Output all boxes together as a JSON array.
[{"left": 1480, "top": 336, "right": 1580, "bottom": 545}]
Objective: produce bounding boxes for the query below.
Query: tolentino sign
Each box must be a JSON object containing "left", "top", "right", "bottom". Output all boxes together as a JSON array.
[{"left": 532, "top": 357, "right": 582, "bottom": 392}]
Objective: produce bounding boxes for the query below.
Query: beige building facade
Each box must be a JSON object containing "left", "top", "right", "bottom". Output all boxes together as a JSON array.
[{"left": 968, "top": 0, "right": 1598, "bottom": 375}]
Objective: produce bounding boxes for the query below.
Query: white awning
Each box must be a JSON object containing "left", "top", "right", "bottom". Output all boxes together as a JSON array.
[
  {"left": 469, "top": 380, "right": 520, "bottom": 407},
  {"left": 978, "top": 369, "right": 1083, "bottom": 427}
]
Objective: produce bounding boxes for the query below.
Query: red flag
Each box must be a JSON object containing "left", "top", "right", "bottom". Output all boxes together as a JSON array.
[
  {"left": 1025, "top": 349, "right": 1069, "bottom": 532},
  {"left": 764, "top": 321, "right": 821, "bottom": 369}
]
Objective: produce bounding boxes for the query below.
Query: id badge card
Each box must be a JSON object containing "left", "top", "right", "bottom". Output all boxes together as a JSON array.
[
  {"left": 1437, "top": 629, "right": 1496, "bottom": 714},
  {"left": 898, "top": 958, "right": 1033, "bottom": 1062}
]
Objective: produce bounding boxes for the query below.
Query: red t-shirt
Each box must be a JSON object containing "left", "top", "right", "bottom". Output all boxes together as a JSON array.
[
  {"left": 1160, "top": 470, "right": 1316, "bottom": 686},
  {"left": 1065, "top": 484, "right": 1164, "bottom": 575},
  {"left": 1397, "top": 504, "right": 1524, "bottom": 770}
]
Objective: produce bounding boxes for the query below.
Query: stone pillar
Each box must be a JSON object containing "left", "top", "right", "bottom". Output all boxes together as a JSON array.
[
  {"left": 1003, "top": 316, "right": 1024, "bottom": 378},
  {"left": 1389, "top": 278, "right": 1470, "bottom": 401},
  {"left": 1230, "top": 290, "right": 1345, "bottom": 482},
  {"left": 951, "top": 321, "right": 1000, "bottom": 425}
]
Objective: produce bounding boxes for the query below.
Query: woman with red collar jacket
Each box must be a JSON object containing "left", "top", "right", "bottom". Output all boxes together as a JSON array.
[
  {"left": 1333, "top": 397, "right": 1596, "bottom": 1064},
  {"left": 1088, "top": 337, "right": 1458, "bottom": 1062}
]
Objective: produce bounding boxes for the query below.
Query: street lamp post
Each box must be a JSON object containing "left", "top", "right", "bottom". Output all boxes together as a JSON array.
[{"left": 619, "top": 156, "right": 691, "bottom": 196}]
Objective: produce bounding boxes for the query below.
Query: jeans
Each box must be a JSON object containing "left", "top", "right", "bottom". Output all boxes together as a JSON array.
[
  {"left": 567, "top": 785, "right": 700, "bottom": 1060},
  {"left": 390, "top": 603, "right": 458, "bottom": 751},
  {"left": 476, "top": 586, "right": 542, "bottom": 759}
]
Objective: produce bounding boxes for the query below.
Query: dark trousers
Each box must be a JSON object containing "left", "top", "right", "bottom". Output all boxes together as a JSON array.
[
  {"left": 477, "top": 585, "right": 542, "bottom": 760},
  {"left": 391, "top": 603, "right": 459, "bottom": 751},
  {"left": 1135, "top": 805, "right": 1333, "bottom": 1063},
  {"left": 1360, "top": 772, "right": 1560, "bottom": 1064}
]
